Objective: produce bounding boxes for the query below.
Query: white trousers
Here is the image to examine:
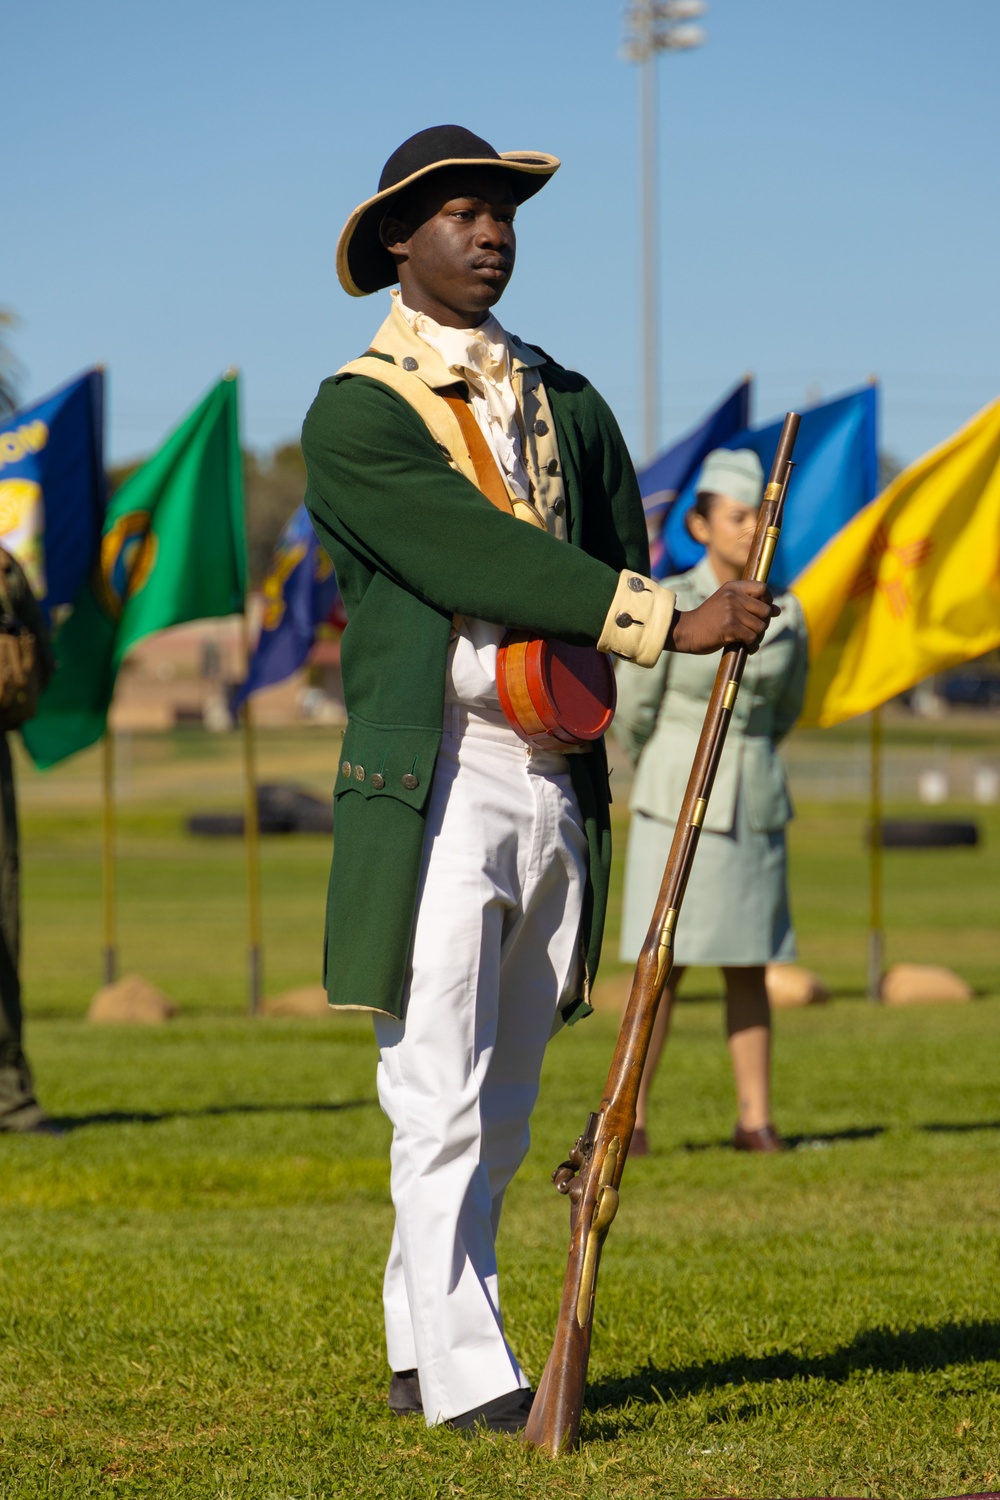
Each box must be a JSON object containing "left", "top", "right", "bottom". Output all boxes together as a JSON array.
[{"left": 373, "top": 707, "right": 587, "bottom": 1426}]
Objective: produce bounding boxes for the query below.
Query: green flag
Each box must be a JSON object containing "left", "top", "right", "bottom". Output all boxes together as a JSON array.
[{"left": 24, "top": 373, "right": 246, "bottom": 768}]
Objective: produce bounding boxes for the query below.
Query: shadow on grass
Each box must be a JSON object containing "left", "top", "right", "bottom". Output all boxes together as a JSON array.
[
  {"left": 678, "top": 1125, "right": 887, "bottom": 1153},
  {"left": 785, "top": 1125, "right": 887, "bottom": 1148},
  {"left": 585, "top": 1320, "right": 1000, "bottom": 1429},
  {"left": 50, "top": 1099, "right": 377, "bottom": 1132},
  {"left": 921, "top": 1120, "right": 1000, "bottom": 1134}
]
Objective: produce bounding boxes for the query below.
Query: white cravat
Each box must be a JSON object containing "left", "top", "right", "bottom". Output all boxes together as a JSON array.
[{"left": 393, "top": 291, "right": 530, "bottom": 501}]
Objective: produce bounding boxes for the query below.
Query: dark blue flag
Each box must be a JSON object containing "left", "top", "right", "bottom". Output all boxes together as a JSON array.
[
  {"left": 657, "top": 383, "right": 879, "bottom": 591},
  {"left": 638, "top": 378, "right": 751, "bottom": 576},
  {"left": 235, "top": 503, "right": 341, "bottom": 706},
  {"left": 0, "top": 369, "right": 105, "bottom": 619}
]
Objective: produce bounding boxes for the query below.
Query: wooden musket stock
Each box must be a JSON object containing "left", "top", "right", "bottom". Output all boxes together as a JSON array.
[{"left": 523, "top": 411, "right": 801, "bottom": 1455}]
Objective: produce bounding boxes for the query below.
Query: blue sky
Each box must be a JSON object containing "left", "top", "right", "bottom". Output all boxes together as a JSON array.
[{"left": 8, "top": 0, "right": 999, "bottom": 469}]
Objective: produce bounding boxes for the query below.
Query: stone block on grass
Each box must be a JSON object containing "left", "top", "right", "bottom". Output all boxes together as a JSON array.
[
  {"left": 766, "top": 963, "right": 830, "bottom": 1008},
  {"left": 88, "top": 974, "right": 176, "bottom": 1025},
  {"left": 880, "top": 963, "right": 973, "bottom": 1005},
  {"left": 261, "top": 985, "right": 331, "bottom": 1017}
]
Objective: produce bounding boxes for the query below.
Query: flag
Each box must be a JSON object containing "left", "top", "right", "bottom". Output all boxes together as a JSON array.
[
  {"left": 793, "top": 394, "right": 1000, "bottom": 728},
  {"left": 638, "top": 378, "right": 750, "bottom": 577},
  {"left": 24, "top": 373, "right": 246, "bottom": 768},
  {"left": 657, "top": 384, "right": 879, "bottom": 590},
  {"left": 0, "top": 369, "right": 105, "bottom": 617},
  {"left": 233, "top": 502, "right": 342, "bottom": 707}
]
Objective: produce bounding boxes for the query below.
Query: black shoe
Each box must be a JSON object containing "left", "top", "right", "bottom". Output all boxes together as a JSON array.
[
  {"left": 447, "top": 1387, "right": 533, "bottom": 1436},
  {"left": 388, "top": 1369, "right": 422, "bottom": 1416}
]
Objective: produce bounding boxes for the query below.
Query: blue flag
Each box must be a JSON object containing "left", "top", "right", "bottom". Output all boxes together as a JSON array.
[
  {"left": 0, "top": 369, "right": 105, "bottom": 619},
  {"left": 656, "top": 383, "right": 879, "bottom": 590},
  {"left": 235, "top": 503, "right": 341, "bottom": 705},
  {"left": 638, "top": 378, "right": 751, "bottom": 575}
]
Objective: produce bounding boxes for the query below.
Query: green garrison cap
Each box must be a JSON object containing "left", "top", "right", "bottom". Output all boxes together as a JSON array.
[{"left": 695, "top": 448, "right": 765, "bottom": 509}]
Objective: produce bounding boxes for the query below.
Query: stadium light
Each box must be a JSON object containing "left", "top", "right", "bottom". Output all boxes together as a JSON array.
[{"left": 623, "top": 0, "right": 707, "bottom": 460}]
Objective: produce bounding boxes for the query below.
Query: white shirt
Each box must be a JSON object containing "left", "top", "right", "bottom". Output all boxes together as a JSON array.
[{"left": 394, "top": 293, "right": 528, "bottom": 716}]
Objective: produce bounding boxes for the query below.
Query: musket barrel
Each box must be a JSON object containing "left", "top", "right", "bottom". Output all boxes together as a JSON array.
[{"left": 769, "top": 412, "right": 801, "bottom": 486}]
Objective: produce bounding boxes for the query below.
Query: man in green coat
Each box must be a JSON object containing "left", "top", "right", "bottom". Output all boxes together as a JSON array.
[
  {"left": 302, "top": 125, "right": 774, "bottom": 1433},
  {"left": 0, "top": 548, "right": 56, "bottom": 1133}
]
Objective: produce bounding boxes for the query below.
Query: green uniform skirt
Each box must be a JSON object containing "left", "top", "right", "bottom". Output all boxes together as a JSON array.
[{"left": 619, "top": 786, "right": 796, "bottom": 967}]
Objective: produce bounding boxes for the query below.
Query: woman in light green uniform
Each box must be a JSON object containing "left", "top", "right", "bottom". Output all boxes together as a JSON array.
[{"left": 616, "top": 449, "right": 808, "bottom": 1154}]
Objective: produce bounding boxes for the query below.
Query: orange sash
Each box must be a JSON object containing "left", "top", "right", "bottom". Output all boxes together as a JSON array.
[
  {"left": 440, "top": 394, "right": 516, "bottom": 515},
  {"left": 434, "top": 393, "right": 616, "bottom": 752}
]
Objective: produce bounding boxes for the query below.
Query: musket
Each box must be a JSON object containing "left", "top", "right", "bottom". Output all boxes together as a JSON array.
[{"left": 522, "top": 411, "right": 801, "bottom": 1455}]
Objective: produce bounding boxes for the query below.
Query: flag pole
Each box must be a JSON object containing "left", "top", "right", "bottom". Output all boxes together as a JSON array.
[
  {"left": 865, "top": 372, "right": 883, "bottom": 1003},
  {"left": 101, "top": 728, "right": 117, "bottom": 986},
  {"left": 241, "top": 615, "right": 263, "bottom": 1014},
  {"left": 224, "top": 364, "right": 263, "bottom": 1015},
  {"left": 867, "top": 705, "right": 883, "bottom": 1001}
]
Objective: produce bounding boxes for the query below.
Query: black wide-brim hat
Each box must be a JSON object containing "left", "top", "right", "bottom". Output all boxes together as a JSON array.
[{"left": 336, "top": 124, "right": 560, "bottom": 297}]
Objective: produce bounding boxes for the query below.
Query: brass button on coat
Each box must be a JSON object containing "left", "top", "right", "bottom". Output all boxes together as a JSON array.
[
  {"left": 340, "top": 761, "right": 352, "bottom": 778},
  {"left": 615, "top": 612, "right": 634, "bottom": 629},
  {"left": 552, "top": 497, "right": 565, "bottom": 516},
  {"left": 354, "top": 764, "right": 366, "bottom": 782},
  {"left": 401, "top": 357, "right": 418, "bottom": 371},
  {"left": 627, "top": 576, "right": 647, "bottom": 592},
  {"left": 533, "top": 419, "right": 548, "bottom": 436},
  {"left": 546, "top": 459, "right": 559, "bottom": 476},
  {"left": 370, "top": 773, "right": 385, "bottom": 790},
  {"left": 401, "top": 773, "right": 419, "bottom": 790}
]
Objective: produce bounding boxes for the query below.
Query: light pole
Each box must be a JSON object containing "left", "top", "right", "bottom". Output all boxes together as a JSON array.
[{"left": 623, "top": 1, "right": 707, "bottom": 462}]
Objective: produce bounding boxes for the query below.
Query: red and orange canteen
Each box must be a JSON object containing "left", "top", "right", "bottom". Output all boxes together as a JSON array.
[{"left": 495, "top": 633, "right": 617, "bottom": 752}]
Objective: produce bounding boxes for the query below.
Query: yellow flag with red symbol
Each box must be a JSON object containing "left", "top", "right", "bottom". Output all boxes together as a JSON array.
[{"left": 793, "top": 394, "right": 1000, "bottom": 728}]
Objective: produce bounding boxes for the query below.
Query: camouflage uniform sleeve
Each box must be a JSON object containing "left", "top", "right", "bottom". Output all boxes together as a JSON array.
[{"left": 0, "top": 550, "right": 55, "bottom": 689}]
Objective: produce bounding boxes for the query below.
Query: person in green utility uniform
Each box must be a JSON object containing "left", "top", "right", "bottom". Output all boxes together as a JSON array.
[
  {"left": 0, "top": 548, "right": 56, "bottom": 1134},
  {"left": 302, "top": 126, "right": 776, "bottom": 1433}
]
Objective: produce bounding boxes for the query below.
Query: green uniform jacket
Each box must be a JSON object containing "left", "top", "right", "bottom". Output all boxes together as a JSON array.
[{"left": 302, "top": 348, "right": 650, "bottom": 1021}]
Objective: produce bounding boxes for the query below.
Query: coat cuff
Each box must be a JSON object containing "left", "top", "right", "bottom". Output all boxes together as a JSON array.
[{"left": 597, "top": 572, "right": 676, "bottom": 668}]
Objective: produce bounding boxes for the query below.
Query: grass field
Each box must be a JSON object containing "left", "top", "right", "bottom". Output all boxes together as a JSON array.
[{"left": 2, "top": 721, "right": 998, "bottom": 1497}]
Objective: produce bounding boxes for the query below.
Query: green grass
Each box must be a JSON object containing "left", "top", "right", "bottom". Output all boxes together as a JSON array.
[
  {"left": 16, "top": 727, "right": 342, "bottom": 1016},
  {"left": 2, "top": 723, "right": 999, "bottom": 1496}
]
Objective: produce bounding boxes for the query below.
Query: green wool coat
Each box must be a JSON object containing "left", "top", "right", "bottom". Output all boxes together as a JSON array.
[{"left": 302, "top": 350, "right": 649, "bottom": 1022}]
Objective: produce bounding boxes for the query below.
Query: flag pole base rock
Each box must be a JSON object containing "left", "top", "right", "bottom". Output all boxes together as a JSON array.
[
  {"left": 87, "top": 974, "right": 176, "bottom": 1025},
  {"left": 765, "top": 963, "right": 830, "bottom": 1008},
  {"left": 260, "top": 985, "right": 331, "bottom": 1018},
  {"left": 879, "top": 962, "right": 973, "bottom": 1005}
]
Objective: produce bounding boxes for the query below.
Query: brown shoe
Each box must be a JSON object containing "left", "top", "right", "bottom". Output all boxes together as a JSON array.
[
  {"left": 630, "top": 1127, "right": 649, "bottom": 1158},
  {"left": 733, "top": 1123, "right": 785, "bottom": 1153}
]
